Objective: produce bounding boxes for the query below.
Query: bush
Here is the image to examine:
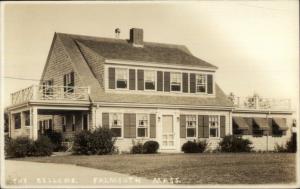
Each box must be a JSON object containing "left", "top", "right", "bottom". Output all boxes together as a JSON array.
[
  {"left": 219, "top": 135, "right": 253, "bottom": 152},
  {"left": 143, "top": 141, "right": 159, "bottom": 154},
  {"left": 73, "top": 128, "right": 116, "bottom": 155},
  {"left": 181, "top": 140, "right": 208, "bottom": 153},
  {"left": 5, "top": 137, "right": 34, "bottom": 158},
  {"left": 32, "top": 136, "right": 54, "bottom": 156},
  {"left": 131, "top": 142, "right": 144, "bottom": 154},
  {"left": 44, "top": 130, "right": 63, "bottom": 151},
  {"left": 286, "top": 133, "right": 297, "bottom": 153}
]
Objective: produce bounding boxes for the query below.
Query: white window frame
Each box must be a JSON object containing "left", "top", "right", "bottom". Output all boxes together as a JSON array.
[
  {"left": 196, "top": 74, "right": 207, "bottom": 93},
  {"left": 209, "top": 115, "right": 220, "bottom": 138},
  {"left": 136, "top": 114, "right": 150, "bottom": 139},
  {"left": 186, "top": 115, "right": 197, "bottom": 139},
  {"left": 170, "top": 72, "right": 182, "bottom": 92},
  {"left": 115, "top": 68, "right": 129, "bottom": 90},
  {"left": 144, "top": 70, "right": 156, "bottom": 91},
  {"left": 109, "top": 113, "right": 123, "bottom": 138}
]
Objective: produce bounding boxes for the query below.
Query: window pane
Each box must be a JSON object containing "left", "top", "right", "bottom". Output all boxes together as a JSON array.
[
  {"left": 171, "top": 85, "right": 181, "bottom": 91},
  {"left": 117, "top": 80, "right": 127, "bottom": 88},
  {"left": 111, "top": 128, "right": 122, "bottom": 137},
  {"left": 210, "top": 128, "right": 217, "bottom": 137},
  {"left": 197, "top": 86, "right": 206, "bottom": 93},
  {"left": 138, "top": 128, "right": 147, "bottom": 137},
  {"left": 145, "top": 82, "right": 155, "bottom": 90},
  {"left": 187, "top": 128, "right": 196, "bottom": 137}
]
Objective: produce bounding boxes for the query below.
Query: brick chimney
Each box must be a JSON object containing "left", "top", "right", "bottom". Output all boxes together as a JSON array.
[{"left": 129, "top": 28, "right": 143, "bottom": 47}]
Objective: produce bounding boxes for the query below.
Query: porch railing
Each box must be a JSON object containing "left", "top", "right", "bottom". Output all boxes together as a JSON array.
[
  {"left": 11, "top": 85, "right": 90, "bottom": 105},
  {"left": 231, "top": 96, "right": 291, "bottom": 110}
]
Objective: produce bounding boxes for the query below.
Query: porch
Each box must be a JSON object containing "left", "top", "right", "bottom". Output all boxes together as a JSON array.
[{"left": 7, "top": 85, "right": 92, "bottom": 140}]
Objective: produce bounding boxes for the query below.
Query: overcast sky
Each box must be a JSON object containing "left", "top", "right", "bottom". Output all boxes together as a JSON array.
[{"left": 2, "top": 1, "right": 299, "bottom": 109}]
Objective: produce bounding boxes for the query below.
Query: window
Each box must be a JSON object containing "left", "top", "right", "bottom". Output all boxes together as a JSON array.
[
  {"left": 24, "top": 111, "right": 30, "bottom": 126},
  {"left": 137, "top": 114, "right": 149, "bottom": 138},
  {"left": 116, "top": 68, "right": 128, "bottom": 89},
  {"left": 14, "top": 113, "right": 21, "bottom": 129},
  {"left": 64, "top": 72, "right": 74, "bottom": 93},
  {"left": 72, "top": 115, "right": 76, "bottom": 131},
  {"left": 186, "top": 115, "right": 197, "bottom": 138},
  {"left": 196, "top": 74, "right": 206, "bottom": 93},
  {"left": 62, "top": 116, "right": 66, "bottom": 132},
  {"left": 209, "top": 116, "right": 219, "bottom": 137},
  {"left": 42, "top": 80, "right": 53, "bottom": 96},
  {"left": 170, "top": 72, "right": 181, "bottom": 91},
  {"left": 110, "top": 113, "right": 122, "bottom": 137},
  {"left": 144, "top": 70, "right": 156, "bottom": 90}
]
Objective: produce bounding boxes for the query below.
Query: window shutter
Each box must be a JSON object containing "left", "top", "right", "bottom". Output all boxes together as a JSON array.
[
  {"left": 124, "top": 113, "right": 136, "bottom": 138},
  {"left": 220, "top": 116, "right": 226, "bottom": 138},
  {"left": 203, "top": 115, "right": 209, "bottom": 138},
  {"left": 130, "top": 114, "right": 136, "bottom": 138},
  {"left": 108, "top": 68, "right": 115, "bottom": 89},
  {"left": 102, "top": 113, "right": 109, "bottom": 128},
  {"left": 70, "top": 72, "right": 75, "bottom": 86},
  {"left": 198, "top": 115, "right": 204, "bottom": 138},
  {"left": 137, "top": 70, "right": 144, "bottom": 90},
  {"left": 190, "top": 73, "right": 196, "bottom": 93},
  {"left": 180, "top": 115, "right": 186, "bottom": 138},
  {"left": 207, "top": 74, "right": 213, "bottom": 94},
  {"left": 129, "top": 69, "right": 136, "bottom": 90},
  {"left": 150, "top": 114, "right": 156, "bottom": 138},
  {"left": 157, "top": 71, "right": 163, "bottom": 91},
  {"left": 164, "top": 72, "right": 170, "bottom": 92},
  {"left": 63, "top": 75, "right": 67, "bottom": 92},
  {"left": 182, "top": 73, "right": 189, "bottom": 93},
  {"left": 49, "top": 119, "right": 53, "bottom": 131}
]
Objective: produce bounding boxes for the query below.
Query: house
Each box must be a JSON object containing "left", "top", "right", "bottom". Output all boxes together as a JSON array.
[{"left": 6, "top": 28, "right": 294, "bottom": 152}]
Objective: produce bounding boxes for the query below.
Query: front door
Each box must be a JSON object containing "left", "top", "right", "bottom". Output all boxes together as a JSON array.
[{"left": 162, "top": 115, "right": 175, "bottom": 149}]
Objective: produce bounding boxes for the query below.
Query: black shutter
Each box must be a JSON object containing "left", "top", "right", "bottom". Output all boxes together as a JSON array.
[
  {"left": 180, "top": 115, "right": 186, "bottom": 138},
  {"left": 182, "top": 73, "right": 189, "bottom": 93},
  {"left": 164, "top": 72, "right": 170, "bottom": 92},
  {"left": 157, "top": 71, "right": 163, "bottom": 91},
  {"left": 70, "top": 72, "right": 75, "bottom": 86},
  {"left": 190, "top": 73, "right": 196, "bottom": 93},
  {"left": 129, "top": 69, "right": 136, "bottom": 90},
  {"left": 198, "top": 115, "right": 204, "bottom": 138},
  {"left": 220, "top": 116, "right": 226, "bottom": 138},
  {"left": 63, "top": 75, "right": 67, "bottom": 92},
  {"left": 137, "top": 70, "right": 144, "bottom": 90},
  {"left": 207, "top": 74, "right": 213, "bottom": 94},
  {"left": 203, "top": 115, "right": 209, "bottom": 138},
  {"left": 108, "top": 68, "right": 115, "bottom": 89},
  {"left": 150, "top": 114, "right": 156, "bottom": 138}
]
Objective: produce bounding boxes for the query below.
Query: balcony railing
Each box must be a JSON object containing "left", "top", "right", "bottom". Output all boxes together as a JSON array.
[
  {"left": 231, "top": 96, "right": 291, "bottom": 110},
  {"left": 11, "top": 85, "right": 90, "bottom": 105}
]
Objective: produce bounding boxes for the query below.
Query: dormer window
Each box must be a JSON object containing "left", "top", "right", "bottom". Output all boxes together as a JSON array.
[
  {"left": 144, "top": 70, "right": 156, "bottom": 90},
  {"left": 116, "top": 68, "right": 128, "bottom": 89},
  {"left": 196, "top": 74, "right": 206, "bottom": 93},
  {"left": 170, "top": 72, "right": 181, "bottom": 92}
]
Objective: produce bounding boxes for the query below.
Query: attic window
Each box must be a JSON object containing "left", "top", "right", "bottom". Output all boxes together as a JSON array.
[
  {"left": 116, "top": 68, "right": 128, "bottom": 89},
  {"left": 196, "top": 74, "right": 206, "bottom": 93}
]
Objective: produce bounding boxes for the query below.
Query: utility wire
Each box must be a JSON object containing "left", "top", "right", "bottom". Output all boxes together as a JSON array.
[{"left": 2, "top": 76, "right": 41, "bottom": 81}]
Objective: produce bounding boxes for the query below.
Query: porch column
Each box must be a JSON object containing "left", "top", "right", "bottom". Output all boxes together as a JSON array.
[{"left": 31, "top": 107, "right": 38, "bottom": 140}]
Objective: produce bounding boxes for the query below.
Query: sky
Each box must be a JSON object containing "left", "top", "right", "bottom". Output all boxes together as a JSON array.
[{"left": 2, "top": 1, "right": 299, "bottom": 109}]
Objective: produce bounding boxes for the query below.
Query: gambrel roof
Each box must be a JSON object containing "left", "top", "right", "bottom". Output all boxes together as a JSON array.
[{"left": 52, "top": 32, "right": 233, "bottom": 108}]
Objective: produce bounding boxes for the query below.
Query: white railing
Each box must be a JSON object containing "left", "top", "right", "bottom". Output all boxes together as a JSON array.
[
  {"left": 11, "top": 85, "right": 90, "bottom": 105},
  {"left": 231, "top": 96, "right": 291, "bottom": 110}
]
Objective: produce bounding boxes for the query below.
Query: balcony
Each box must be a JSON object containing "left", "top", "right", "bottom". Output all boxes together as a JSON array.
[
  {"left": 231, "top": 96, "right": 291, "bottom": 111},
  {"left": 11, "top": 85, "right": 90, "bottom": 106}
]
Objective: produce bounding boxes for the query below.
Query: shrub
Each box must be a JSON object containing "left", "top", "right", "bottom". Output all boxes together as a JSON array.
[
  {"left": 131, "top": 142, "right": 144, "bottom": 154},
  {"left": 5, "top": 137, "right": 33, "bottom": 158},
  {"left": 32, "top": 136, "right": 54, "bottom": 156},
  {"left": 73, "top": 128, "right": 116, "bottom": 155},
  {"left": 182, "top": 140, "right": 207, "bottom": 153},
  {"left": 143, "top": 141, "right": 159, "bottom": 154},
  {"left": 286, "top": 133, "right": 297, "bottom": 153},
  {"left": 44, "top": 130, "right": 63, "bottom": 151},
  {"left": 274, "top": 143, "right": 287, "bottom": 153},
  {"left": 219, "top": 135, "right": 253, "bottom": 152}
]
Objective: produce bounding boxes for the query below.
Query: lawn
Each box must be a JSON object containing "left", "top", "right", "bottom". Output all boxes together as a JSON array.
[{"left": 19, "top": 153, "right": 296, "bottom": 184}]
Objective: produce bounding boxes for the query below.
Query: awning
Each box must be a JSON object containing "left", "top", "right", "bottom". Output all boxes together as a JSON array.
[
  {"left": 253, "top": 118, "right": 270, "bottom": 130},
  {"left": 273, "top": 118, "right": 288, "bottom": 131},
  {"left": 233, "top": 117, "right": 249, "bottom": 130}
]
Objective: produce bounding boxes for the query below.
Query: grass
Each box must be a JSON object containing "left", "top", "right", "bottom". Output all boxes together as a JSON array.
[{"left": 18, "top": 153, "right": 296, "bottom": 184}]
